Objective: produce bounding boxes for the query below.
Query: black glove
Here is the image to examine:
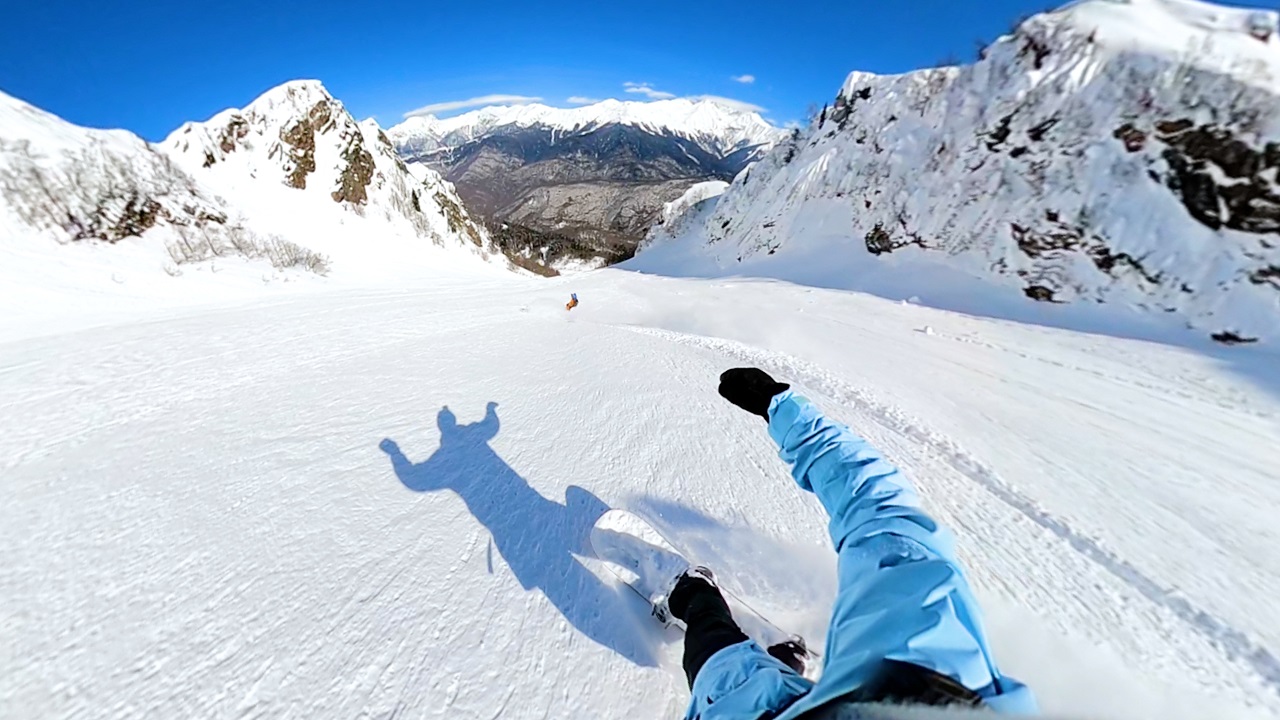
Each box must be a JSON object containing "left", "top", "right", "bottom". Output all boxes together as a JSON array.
[{"left": 718, "top": 368, "right": 790, "bottom": 422}]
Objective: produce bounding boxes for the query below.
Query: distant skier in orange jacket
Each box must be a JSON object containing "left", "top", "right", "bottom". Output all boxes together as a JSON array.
[{"left": 566, "top": 293, "right": 579, "bottom": 311}]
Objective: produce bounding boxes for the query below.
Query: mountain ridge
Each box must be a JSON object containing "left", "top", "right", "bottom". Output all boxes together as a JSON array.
[
  {"left": 639, "top": 0, "right": 1280, "bottom": 345},
  {"left": 388, "top": 98, "right": 783, "bottom": 161},
  {"left": 159, "top": 79, "right": 518, "bottom": 276},
  {"left": 386, "top": 98, "right": 785, "bottom": 266},
  {"left": 0, "top": 79, "right": 523, "bottom": 298},
  {"left": 0, "top": 87, "right": 263, "bottom": 259}
]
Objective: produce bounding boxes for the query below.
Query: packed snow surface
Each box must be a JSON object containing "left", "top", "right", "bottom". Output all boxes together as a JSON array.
[{"left": 3, "top": 261, "right": 1279, "bottom": 719}]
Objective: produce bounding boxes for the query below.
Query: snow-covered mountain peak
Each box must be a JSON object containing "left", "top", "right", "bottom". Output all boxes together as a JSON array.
[
  {"left": 870, "top": 0, "right": 1279, "bottom": 97},
  {"left": 235, "top": 79, "right": 340, "bottom": 119},
  {"left": 0, "top": 88, "right": 248, "bottom": 250},
  {"left": 645, "top": 0, "right": 1280, "bottom": 345},
  {"left": 1055, "top": 0, "right": 1278, "bottom": 63},
  {"left": 391, "top": 114, "right": 441, "bottom": 138},
  {"left": 160, "top": 79, "right": 503, "bottom": 263},
  {"left": 0, "top": 89, "right": 138, "bottom": 152},
  {"left": 1004, "top": 0, "right": 1279, "bottom": 90},
  {"left": 2, "top": 89, "right": 72, "bottom": 142},
  {"left": 388, "top": 97, "right": 785, "bottom": 158},
  {"left": 164, "top": 80, "right": 352, "bottom": 184}
]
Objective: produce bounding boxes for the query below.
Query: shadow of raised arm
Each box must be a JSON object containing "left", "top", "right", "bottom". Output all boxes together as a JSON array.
[{"left": 376, "top": 402, "right": 660, "bottom": 667}]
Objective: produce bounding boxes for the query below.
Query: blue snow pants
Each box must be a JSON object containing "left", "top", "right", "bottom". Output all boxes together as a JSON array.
[{"left": 683, "top": 391, "right": 1038, "bottom": 719}]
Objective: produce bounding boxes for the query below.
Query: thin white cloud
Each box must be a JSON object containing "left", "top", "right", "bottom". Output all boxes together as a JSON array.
[
  {"left": 567, "top": 96, "right": 603, "bottom": 105},
  {"left": 403, "top": 94, "right": 543, "bottom": 118},
  {"left": 623, "top": 82, "right": 676, "bottom": 100},
  {"left": 783, "top": 120, "right": 804, "bottom": 130},
  {"left": 685, "top": 95, "right": 767, "bottom": 113},
  {"left": 731, "top": 74, "right": 756, "bottom": 84}
]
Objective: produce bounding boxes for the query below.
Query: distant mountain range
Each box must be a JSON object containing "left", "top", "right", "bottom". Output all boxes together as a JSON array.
[{"left": 387, "top": 100, "right": 785, "bottom": 268}]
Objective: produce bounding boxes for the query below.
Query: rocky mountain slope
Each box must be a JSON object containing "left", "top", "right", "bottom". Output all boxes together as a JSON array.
[
  {"left": 1, "top": 80, "right": 518, "bottom": 296},
  {"left": 387, "top": 99, "right": 784, "bottom": 266},
  {"left": 162, "top": 81, "right": 503, "bottom": 265},
  {"left": 640, "top": 0, "right": 1280, "bottom": 345},
  {"left": 0, "top": 89, "right": 292, "bottom": 268}
]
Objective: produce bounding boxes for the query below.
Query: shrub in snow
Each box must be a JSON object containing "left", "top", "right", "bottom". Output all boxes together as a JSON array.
[{"left": 165, "top": 227, "right": 331, "bottom": 276}]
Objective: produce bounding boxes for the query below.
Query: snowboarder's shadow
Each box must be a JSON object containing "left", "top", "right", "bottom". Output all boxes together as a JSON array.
[{"left": 379, "top": 402, "right": 661, "bottom": 668}]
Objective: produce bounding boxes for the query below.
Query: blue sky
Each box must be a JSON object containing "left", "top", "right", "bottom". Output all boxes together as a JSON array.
[{"left": 2, "top": 0, "right": 1276, "bottom": 141}]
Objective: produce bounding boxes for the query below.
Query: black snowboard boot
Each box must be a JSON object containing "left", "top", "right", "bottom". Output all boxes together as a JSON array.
[
  {"left": 767, "top": 638, "right": 809, "bottom": 676},
  {"left": 667, "top": 567, "right": 749, "bottom": 687}
]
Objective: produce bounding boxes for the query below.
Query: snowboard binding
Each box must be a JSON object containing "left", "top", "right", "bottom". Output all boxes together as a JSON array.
[
  {"left": 767, "top": 636, "right": 810, "bottom": 676},
  {"left": 652, "top": 566, "right": 718, "bottom": 628}
]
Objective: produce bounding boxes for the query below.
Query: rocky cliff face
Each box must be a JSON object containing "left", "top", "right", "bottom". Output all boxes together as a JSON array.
[
  {"left": 0, "top": 80, "right": 529, "bottom": 287},
  {"left": 0, "top": 90, "right": 239, "bottom": 248},
  {"left": 642, "top": 0, "right": 1280, "bottom": 345},
  {"left": 163, "top": 81, "right": 496, "bottom": 256},
  {"left": 388, "top": 100, "right": 783, "bottom": 269}
]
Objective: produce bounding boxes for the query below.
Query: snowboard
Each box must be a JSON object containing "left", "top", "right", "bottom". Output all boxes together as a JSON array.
[{"left": 590, "top": 509, "right": 819, "bottom": 671}]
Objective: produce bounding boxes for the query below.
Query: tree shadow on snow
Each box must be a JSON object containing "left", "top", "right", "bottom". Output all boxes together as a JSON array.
[{"left": 378, "top": 402, "right": 662, "bottom": 668}]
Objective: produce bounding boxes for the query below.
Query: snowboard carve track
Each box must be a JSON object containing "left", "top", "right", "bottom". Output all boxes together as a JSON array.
[
  {"left": 930, "top": 328, "right": 1274, "bottom": 422},
  {"left": 621, "top": 324, "right": 1280, "bottom": 699}
]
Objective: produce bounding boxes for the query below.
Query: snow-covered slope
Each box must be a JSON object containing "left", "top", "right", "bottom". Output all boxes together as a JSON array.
[
  {"left": 639, "top": 0, "right": 1280, "bottom": 346},
  {"left": 0, "top": 83, "right": 517, "bottom": 326},
  {"left": 4, "top": 269, "right": 1278, "bottom": 719},
  {"left": 163, "top": 81, "right": 501, "bottom": 262},
  {"left": 388, "top": 98, "right": 784, "bottom": 160},
  {"left": 658, "top": 180, "right": 730, "bottom": 227},
  {"left": 652, "top": 180, "right": 730, "bottom": 242},
  {"left": 0, "top": 86, "right": 357, "bottom": 322},
  {"left": 0, "top": 89, "right": 258, "bottom": 257}
]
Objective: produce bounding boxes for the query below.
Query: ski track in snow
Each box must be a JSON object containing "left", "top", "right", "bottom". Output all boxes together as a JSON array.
[{"left": 622, "top": 324, "right": 1280, "bottom": 701}]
